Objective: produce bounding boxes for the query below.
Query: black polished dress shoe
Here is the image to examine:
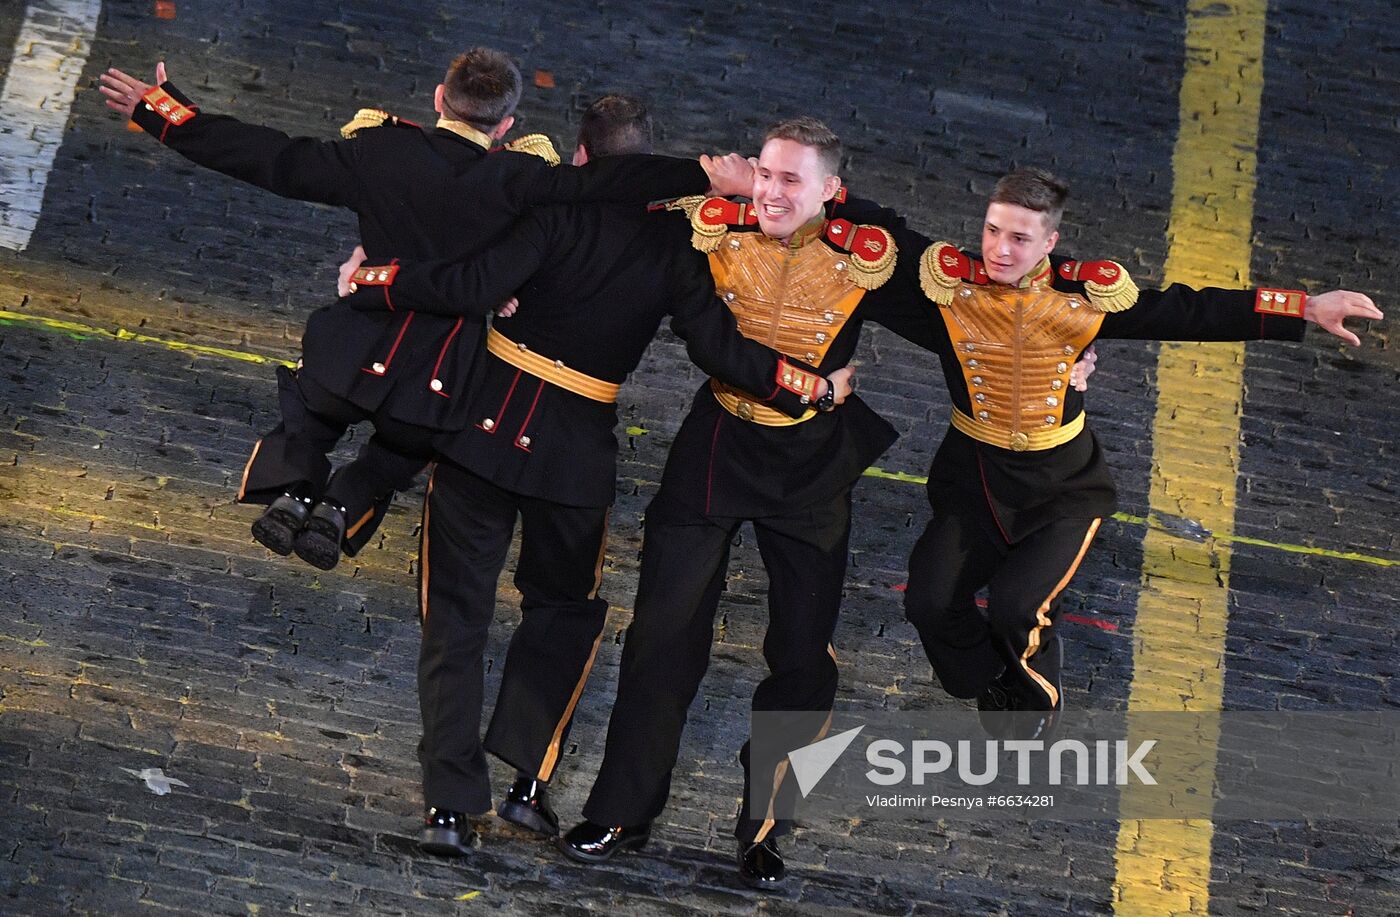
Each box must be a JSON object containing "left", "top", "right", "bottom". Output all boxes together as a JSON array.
[
  {"left": 558, "top": 820, "right": 650, "bottom": 863},
  {"left": 419, "top": 807, "right": 476, "bottom": 857},
  {"left": 737, "top": 837, "right": 786, "bottom": 888},
  {"left": 976, "top": 657, "right": 1063, "bottom": 742},
  {"left": 251, "top": 492, "right": 313, "bottom": 556},
  {"left": 293, "top": 500, "right": 346, "bottom": 570},
  {"left": 498, "top": 773, "right": 559, "bottom": 836},
  {"left": 976, "top": 668, "right": 1019, "bottom": 739}
]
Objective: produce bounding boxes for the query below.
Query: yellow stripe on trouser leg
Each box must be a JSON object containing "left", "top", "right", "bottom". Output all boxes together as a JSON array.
[{"left": 1112, "top": 1, "right": 1267, "bottom": 914}]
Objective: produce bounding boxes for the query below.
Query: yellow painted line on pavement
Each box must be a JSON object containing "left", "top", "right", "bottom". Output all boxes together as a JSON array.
[
  {"left": 6, "top": 309, "right": 1394, "bottom": 574},
  {"left": 0, "top": 310, "right": 294, "bottom": 367},
  {"left": 864, "top": 471, "right": 1398, "bottom": 569},
  {"left": 861, "top": 466, "right": 931, "bottom": 485},
  {"left": 1113, "top": 2, "right": 1268, "bottom": 914}
]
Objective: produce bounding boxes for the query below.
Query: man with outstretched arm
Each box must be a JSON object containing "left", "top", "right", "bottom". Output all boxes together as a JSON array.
[
  {"left": 901, "top": 167, "right": 1382, "bottom": 740},
  {"left": 99, "top": 53, "right": 750, "bottom": 569}
]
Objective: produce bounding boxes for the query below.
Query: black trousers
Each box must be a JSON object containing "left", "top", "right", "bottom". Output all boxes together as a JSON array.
[
  {"left": 903, "top": 506, "right": 1101, "bottom": 707},
  {"left": 237, "top": 367, "right": 433, "bottom": 553},
  {"left": 582, "top": 485, "right": 853, "bottom": 843},
  {"left": 418, "top": 461, "right": 611, "bottom": 814}
]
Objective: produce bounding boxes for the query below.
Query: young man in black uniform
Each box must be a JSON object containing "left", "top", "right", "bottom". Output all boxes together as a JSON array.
[
  {"left": 902, "top": 168, "right": 1382, "bottom": 740},
  {"left": 541, "top": 119, "right": 942, "bottom": 887},
  {"left": 339, "top": 97, "right": 843, "bottom": 855},
  {"left": 99, "top": 53, "right": 742, "bottom": 569}
]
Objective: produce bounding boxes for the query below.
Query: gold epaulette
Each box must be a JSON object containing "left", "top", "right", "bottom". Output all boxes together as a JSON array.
[
  {"left": 689, "top": 197, "right": 757, "bottom": 253},
  {"left": 340, "top": 108, "right": 393, "bottom": 139},
  {"left": 1057, "top": 259, "right": 1139, "bottom": 313},
  {"left": 504, "top": 133, "right": 560, "bottom": 166},
  {"left": 920, "top": 241, "right": 981, "bottom": 305},
  {"left": 663, "top": 194, "right": 707, "bottom": 217},
  {"left": 823, "top": 220, "right": 896, "bottom": 291}
]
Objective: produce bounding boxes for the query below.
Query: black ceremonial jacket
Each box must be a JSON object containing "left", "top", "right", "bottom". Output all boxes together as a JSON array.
[
  {"left": 343, "top": 202, "right": 811, "bottom": 508},
  {"left": 647, "top": 196, "right": 939, "bottom": 519},
  {"left": 902, "top": 237, "right": 1310, "bottom": 543},
  {"left": 130, "top": 80, "right": 714, "bottom": 432}
]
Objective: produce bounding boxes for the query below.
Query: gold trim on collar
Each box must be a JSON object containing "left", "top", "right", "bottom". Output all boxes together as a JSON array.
[
  {"left": 435, "top": 117, "right": 493, "bottom": 150},
  {"left": 1018, "top": 257, "right": 1054, "bottom": 290},
  {"left": 786, "top": 214, "right": 827, "bottom": 250}
]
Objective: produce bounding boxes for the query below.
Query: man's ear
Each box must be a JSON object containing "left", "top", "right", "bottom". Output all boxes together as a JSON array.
[
  {"left": 1044, "top": 229, "right": 1060, "bottom": 257},
  {"left": 572, "top": 143, "right": 589, "bottom": 167},
  {"left": 821, "top": 173, "right": 842, "bottom": 202},
  {"left": 490, "top": 115, "right": 515, "bottom": 141},
  {"left": 433, "top": 84, "right": 446, "bottom": 115}
]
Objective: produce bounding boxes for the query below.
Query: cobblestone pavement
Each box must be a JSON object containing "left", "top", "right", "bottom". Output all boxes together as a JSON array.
[{"left": 1, "top": 0, "right": 1398, "bottom": 914}]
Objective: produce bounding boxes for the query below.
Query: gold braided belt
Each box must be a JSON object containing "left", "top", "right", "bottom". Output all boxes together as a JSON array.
[
  {"left": 950, "top": 407, "right": 1085, "bottom": 452},
  {"left": 710, "top": 379, "right": 817, "bottom": 427},
  {"left": 487, "top": 328, "right": 621, "bottom": 404}
]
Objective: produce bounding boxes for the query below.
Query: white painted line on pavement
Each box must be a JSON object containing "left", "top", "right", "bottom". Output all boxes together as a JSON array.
[{"left": 0, "top": 0, "right": 103, "bottom": 251}]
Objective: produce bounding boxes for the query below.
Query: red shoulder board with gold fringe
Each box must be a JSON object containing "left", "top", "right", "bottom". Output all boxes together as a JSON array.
[
  {"left": 697, "top": 198, "right": 758, "bottom": 229},
  {"left": 1055, "top": 258, "right": 1138, "bottom": 312},
  {"left": 934, "top": 243, "right": 990, "bottom": 285},
  {"left": 690, "top": 197, "right": 759, "bottom": 252},
  {"left": 918, "top": 241, "right": 988, "bottom": 305},
  {"left": 823, "top": 220, "right": 896, "bottom": 290},
  {"left": 1058, "top": 259, "right": 1122, "bottom": 285}
]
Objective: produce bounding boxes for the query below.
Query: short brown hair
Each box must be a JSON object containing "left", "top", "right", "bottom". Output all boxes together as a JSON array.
[
  {"left": 991, "top": 168, "right": 1069, "bottom": 231},
  {"left": 578, "top": 95, "right": 653, "bottom": 157},
  {"left": 442, "top": 48, "right": 523, "bottom": 127},
  {"left": 764, "top": 116, "right": 842, "bottom": 175}
]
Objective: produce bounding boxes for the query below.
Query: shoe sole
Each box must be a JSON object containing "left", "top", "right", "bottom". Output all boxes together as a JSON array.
[
  {"left": 293, "top": 522, "right": 341, "bottom": 571},
  {"left": 420, "top": 827, "right": 473, "bottom": 857},
  {"left": 251, "top": 509, "right": 301, "bottom": 556},
  {"left": 498, "top": 800, "right": 558, "bottom": 837},
  {"left": 737, "top": 851, "right": 787, "bottom": 890},
  {"left": 557, "top": 832, "right": 648, "bottom": 864}
]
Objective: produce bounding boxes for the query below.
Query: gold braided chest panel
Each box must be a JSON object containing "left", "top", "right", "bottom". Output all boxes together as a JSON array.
[
  {"left": 707, "top": 233, "right": 867, "bottom": 374},
  {"left": 942, "top": 282, "right": 1105, "bottom": 440}
]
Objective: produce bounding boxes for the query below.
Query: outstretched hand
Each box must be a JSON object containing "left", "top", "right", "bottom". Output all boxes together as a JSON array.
[
  {"left": 98, "top": 62, "right": 167, "bottom": 118},
  {"left": 1306, "top": 290, "right": 1383, "bottom": 347}
]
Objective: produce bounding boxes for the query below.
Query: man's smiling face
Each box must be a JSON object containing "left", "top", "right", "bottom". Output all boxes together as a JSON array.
[{"left": 752, "top": 138, "right": 840, "bottom": 242}]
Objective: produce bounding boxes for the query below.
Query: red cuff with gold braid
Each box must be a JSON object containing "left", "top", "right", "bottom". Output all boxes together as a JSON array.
[
  {"left": 775, "top": 359, "right": 822, "bottom": 402},
  {"left": 139, "top": 85, "right": 196, "bottom": 127},
  {"left": 1254, "top": 288, "right": 1307, "bottom": 318},
  {"left": 348, "top": 264, "right": 400, "bottom": 289},
  {"left": 349, "top": 264, "right": 399, "bottom": 311}
]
